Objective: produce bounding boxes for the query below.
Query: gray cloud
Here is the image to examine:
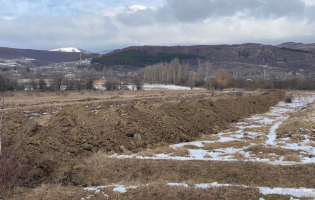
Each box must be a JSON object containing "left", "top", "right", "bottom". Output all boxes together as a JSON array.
[
  {"left": 1, "top": 0, "right": 315, "bottom": 52},
  {"left": 116, "top": 0, "right": 311, "bottom": 26}
]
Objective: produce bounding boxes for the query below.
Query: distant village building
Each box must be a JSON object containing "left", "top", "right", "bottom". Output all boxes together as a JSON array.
[{"left": 65, "top": 74, "right": 75, "bottom": 78}]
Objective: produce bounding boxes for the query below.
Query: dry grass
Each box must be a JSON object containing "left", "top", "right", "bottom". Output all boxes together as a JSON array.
[
  {"left": 232, "top": 151, "right": 246, "bottom": 161},
  {"left": 289, "top": 107, "right": 311, "bottom": 118},
  {"left": 306, "top": 141, "right": 315, "bottom": 147},
  {"left": 220, "top": 133, "right": 232, "bottom": 137},
  {"left": 150, "top": 146, "right": 177, "bottom": 154},
  {"left": 70, "top": 156, "right": 315, "bottom": 189},
  {"left": 198, "top": 134, "right": 220, "bottom": 141},
  {"left": 203, "top": 154, "right": 212, "bottom": 158},
  {"left": 202, "top": 141, "right": 250, "bottom": 151},
  {"left": 185, "top": 180, "right": 195, "bottom": 187},
  {"left": 3, "top": 89, "right": 214, "bottom": 111},
  {"left": 276, "top": 118, "right": 308, "bottom": 138},
  {"left": 170, "top": 147, "right": 190, "bottom": 157},
  {"left": 16, "top": 183, "right": 298, "bottom": 200},
  {"left": 182, "top": 145, "right": 201, "bottom": 149},
  {"left": 283, "top": 154, "right": 301, "bottom": 162},
  {"left": 244, "top": 145, "right": 300, "bottom": 156},
  {"left": 227, "top": 125, "right": 239, "bottom": 132},
  {"left": 91, "top": 184, "right": 293, "bottom": 200},
  {"left": 243, "top": 125, "right": 270, "bottom": 135},
  {"left": 255, "top": 153, "right": 280, "bottom": 161},
  {"left": 138, "top": 149, "right": 155, "bottom": 157},
  {"left": 291, "top": 135, "right": 306, "bottom": 143},
  {"left": 11, "top": 184, "right": 91, "bottom": 200}
]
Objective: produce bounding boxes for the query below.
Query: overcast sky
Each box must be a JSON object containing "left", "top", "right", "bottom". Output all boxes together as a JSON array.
[{"left": 1, "top": 0, "right": 315, "bottom": 52}]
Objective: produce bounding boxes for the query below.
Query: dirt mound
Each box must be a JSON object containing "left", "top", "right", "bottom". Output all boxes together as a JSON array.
[{"left": 2, "top": 91, "right": 284, "bottom": 186}]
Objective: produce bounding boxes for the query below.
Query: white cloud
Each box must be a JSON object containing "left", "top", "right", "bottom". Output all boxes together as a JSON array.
[{"left": 301, "top": 0, "right": 315, "bottom": 6}]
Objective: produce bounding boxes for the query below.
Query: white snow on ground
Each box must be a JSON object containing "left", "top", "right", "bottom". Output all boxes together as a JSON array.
[
  {"left": 112, "top": 95, "right": 315, "bottom": 165},
  {"left": 168, "top": 182, "right": 315, "bottom": 199},
  {"left": 266, "top": 120, "right": 287, "bottom": 145},
  {"left": 142, "top": 85, "right": 204, "bottom": 90},
  {"left": 94, "top": 84, "right": 204, "bottom": 91},
  {"left": 82, "top": 184, "right": 138, "bottom": 199},
  {"left": 83, "top": 182, "right": 315, "bottom": 199}
]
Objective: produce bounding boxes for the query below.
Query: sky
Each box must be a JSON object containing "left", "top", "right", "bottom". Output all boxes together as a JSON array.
[{"left": 1, "top": 0, "right": 315, "bottom": 52}]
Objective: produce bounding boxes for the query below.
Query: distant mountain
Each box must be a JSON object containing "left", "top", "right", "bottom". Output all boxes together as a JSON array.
[
  {"left": 0, "top": 47, "right": 83, "bottom": 66},
  {"left": 49, "top": 47, "right": 92, "bottom": 54},
  {"left": 276, "top": 42, "right": 315, "bottom": 53},
  {"left": 92, "top": 43, "right": 315, "bottom": 72}
]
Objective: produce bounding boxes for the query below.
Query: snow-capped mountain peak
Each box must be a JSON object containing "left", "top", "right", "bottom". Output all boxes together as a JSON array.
[{"left": 49, "top": 47, "right": 91, "bottom": 54}]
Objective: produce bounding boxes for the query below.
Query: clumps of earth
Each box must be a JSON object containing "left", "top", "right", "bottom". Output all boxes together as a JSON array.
[{"left": 2, "top": 90, "right": 284, "bottom": 186}]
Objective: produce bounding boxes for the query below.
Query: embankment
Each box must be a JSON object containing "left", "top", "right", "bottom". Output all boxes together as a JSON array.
[{"left": 2, "top": 90, "right": 284, "bottom": 185}]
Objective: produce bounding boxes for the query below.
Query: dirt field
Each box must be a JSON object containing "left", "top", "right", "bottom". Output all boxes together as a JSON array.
[{"left": 4, "top": 89, "right": 315, "bottom": 199}]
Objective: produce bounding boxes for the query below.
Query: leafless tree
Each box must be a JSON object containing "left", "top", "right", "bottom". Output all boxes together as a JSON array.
[
  {"left": 38, "top": 79, "right": 47, "bottom": 90},
  {"left": 104, "top": 79, "right": 115, "bottom": 91},
  {"left": 144, "top": 58, "right": 189, "bottom": 85},
  {"left": 104, "top": 68, "right": 117, "bottom": 91},
  {"left": 75, "top": 79, "right": 83, "bottom": 91},
  {"left": 133, "top": 76, "right": 143, "bottom": 90},
  {"left": 30, "top": 77, "right": 38, "bottom": 90},
  {"left": 0, "top": 74, "right": 19, "bottom": 91},
  {"left": 198, "top": 59, "right": 213, "bottom": 81},
  {"left": 63, "top": 78, "right": 76, "bottom": 90},
  {"left": 85, "top": 71, "right": 96, "bottom": 90},
  {"left": 51, "top": 72, "right": 64, "bottom": 90}
]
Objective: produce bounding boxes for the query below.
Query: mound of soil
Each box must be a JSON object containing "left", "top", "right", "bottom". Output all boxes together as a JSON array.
[{"left": 2, "top": 91, "right": 284, "bottom": 186}]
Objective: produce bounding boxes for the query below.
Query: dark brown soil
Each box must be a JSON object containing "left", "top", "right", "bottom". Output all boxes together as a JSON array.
[{"left": 2, "top": 91, "right": 285, "bottom": 186}]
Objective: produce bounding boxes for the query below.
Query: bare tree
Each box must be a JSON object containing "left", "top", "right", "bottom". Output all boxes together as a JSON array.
[
  {"left": 75, "top": 79, "right": 83, "bottom": 91},
  {"left": 30, "top": 77, "right": 38, "bottom": 90},
  {"left": 0, "top": 74, "right": 19, "bottom": 91},
  {"left": 0, "top": 74, "right": 7, "bottom": 91},
  {"left": 133, "top": 76, "right": 143, "bottom": 90},
  {"left": 144, "top": 58, "right": 189, "bottom": 85},
  {"left": 104, "top": 68, "right": 117, "bottom": 91},
  {"left": 51, "top": 72, "right": 64, "bottom": 90},
  {"left": 63, "top": 78, "right": 76, "bottom": 90},
  {"left": 104, "top": 79, "right": 115, "bottom": 91},
  {"left": 85, "top": 71, "right": 96, "bottom": 90},
  {"left": 38, "top": 79, "right": 47, "bottom": 90}
]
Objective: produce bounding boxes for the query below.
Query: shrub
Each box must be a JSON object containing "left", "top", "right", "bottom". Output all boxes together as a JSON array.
[
  {"left": 283, "top": 154, "right": 301, "bottom": 162},
  {"left": 235, "top": 91, "right": 243, "bottom": 97},
  {"left": 170, "top": 147, "right": 190, "bottom": 157},
  {"left": 284, "top": 94, "right": 294, "bottom": 103}
]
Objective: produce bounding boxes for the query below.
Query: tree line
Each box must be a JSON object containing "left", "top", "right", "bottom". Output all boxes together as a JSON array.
[
  {"left": 0, "top": 71, "right": 96, "bottom": 92},
  {"left": 144, "top": 58, "right": 190, "bottom": 85},
  {"left": 144, "top": 58, "right": 233, "bottom": 90},
  {"left": 91, "top": 49, "right": 200, "bottom": 69}
]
